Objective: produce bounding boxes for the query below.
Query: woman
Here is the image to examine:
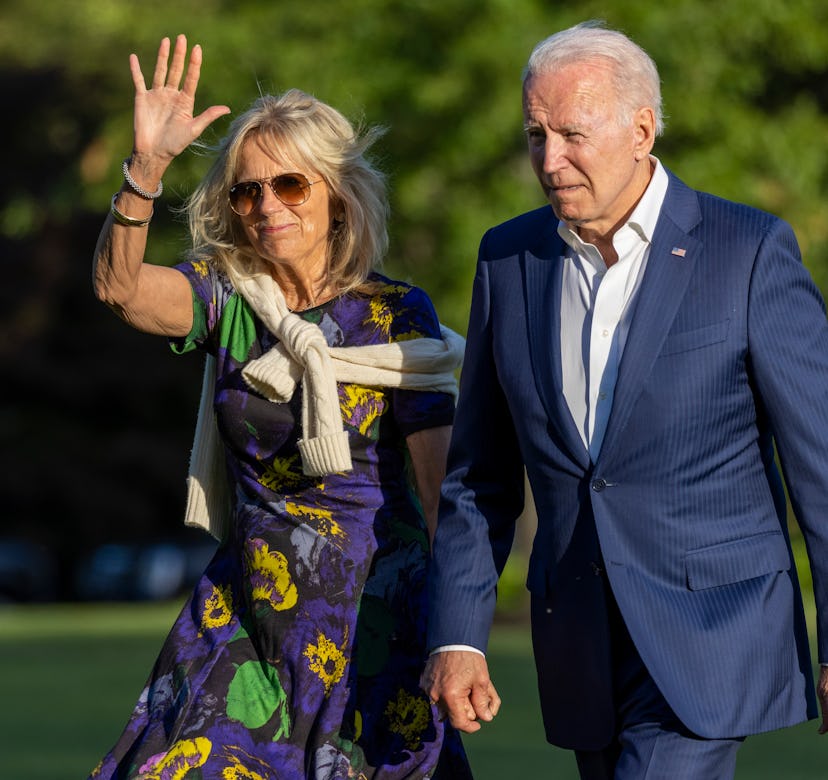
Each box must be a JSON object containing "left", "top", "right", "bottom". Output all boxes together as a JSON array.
[{"left": 89, "top": 35, "right": 472, "bottom": 780}]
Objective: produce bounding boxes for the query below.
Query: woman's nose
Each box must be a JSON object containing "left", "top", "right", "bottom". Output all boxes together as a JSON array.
[{"left": 258, "top": 182, "right": 287, "bottom": 214}]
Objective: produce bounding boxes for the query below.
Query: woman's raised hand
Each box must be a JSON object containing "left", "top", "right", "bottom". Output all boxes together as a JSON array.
[{"left": 129, "top": 35, "right": 231, "bottom": 170}]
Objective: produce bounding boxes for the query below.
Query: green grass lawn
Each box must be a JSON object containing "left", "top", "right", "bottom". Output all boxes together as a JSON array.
[{"left": 0, "top": 601, "right": 823, "bottom": 779}]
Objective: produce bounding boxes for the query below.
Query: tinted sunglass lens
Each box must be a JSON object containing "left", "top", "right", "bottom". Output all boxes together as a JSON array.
[
  {"left": 229, "top": 181, "right": 262, "bottom": 215},
  {"left": 273, "top": 175, "right": 309, "bottom": 205},
  {"left": 229, "top": 174, "right": 313, "bottom": 214}
]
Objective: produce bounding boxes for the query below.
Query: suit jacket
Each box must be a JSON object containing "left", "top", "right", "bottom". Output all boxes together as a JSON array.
[{"left": 428, "top": 170, "right": 828, "bottom": 749}]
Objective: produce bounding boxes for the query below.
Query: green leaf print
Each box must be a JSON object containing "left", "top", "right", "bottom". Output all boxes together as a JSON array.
[
  {"left": 226, "top": 660, "right": 291, "bottom": 740},
  {"left": 219, "top": 294, "right": 259, "bottom": 363}
]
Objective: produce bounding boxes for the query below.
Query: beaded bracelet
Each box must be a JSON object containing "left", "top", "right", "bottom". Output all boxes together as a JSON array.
[
  {"left": 122, "top": 158, "right": 163, "bottom": 199},
  {"left": 111, "top": 193, "right": 153, "bottom": 227}
]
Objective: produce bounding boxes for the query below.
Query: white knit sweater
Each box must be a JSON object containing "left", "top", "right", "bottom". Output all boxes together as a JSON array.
[{"left": 184, "top": 256, "right": 465, "bottom": 540}]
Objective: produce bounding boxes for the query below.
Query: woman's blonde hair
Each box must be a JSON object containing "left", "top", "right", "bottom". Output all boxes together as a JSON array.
[{"left": 186, "top": 89, "right": 388, "bottom": 293}]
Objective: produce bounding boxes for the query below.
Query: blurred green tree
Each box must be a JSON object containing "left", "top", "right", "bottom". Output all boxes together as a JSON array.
[
  {"left": 1, "top": 0, "right": 826, "bottom": 595},
  {"left": 3, "top": 0, "right": 827, "bottom": 321}
]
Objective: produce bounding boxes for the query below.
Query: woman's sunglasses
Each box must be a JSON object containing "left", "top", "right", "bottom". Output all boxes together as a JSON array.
[{"left": 228, "top": 173, "right": 322, "bottom": 216}]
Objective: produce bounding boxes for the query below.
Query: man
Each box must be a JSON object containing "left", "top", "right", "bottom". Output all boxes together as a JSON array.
[{"left": 422, "top": 21, "right": 828, "bottom": 779}]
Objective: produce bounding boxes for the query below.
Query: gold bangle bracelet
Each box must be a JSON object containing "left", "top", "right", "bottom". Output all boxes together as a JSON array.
[{"left": 110, "top": 193, "right": 153, "bottom": 227}]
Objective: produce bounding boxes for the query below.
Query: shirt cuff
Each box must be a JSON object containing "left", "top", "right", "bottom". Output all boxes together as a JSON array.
[{"left": 429, "top": 644, "right": 485, "bottom": 656}]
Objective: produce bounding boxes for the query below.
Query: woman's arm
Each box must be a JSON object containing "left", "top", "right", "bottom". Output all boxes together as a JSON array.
[
  {"left": 406, "top": 424, "right": 452, "bottom": 546},
  {"left": 93, "top": 34, "right": 230, "bottom": 336}
]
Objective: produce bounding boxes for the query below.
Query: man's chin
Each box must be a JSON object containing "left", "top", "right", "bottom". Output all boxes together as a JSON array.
[
  {"left": 548, "top": 203, "right": 583, "bottom": 226},
  {"left": 546, "top": 195, "right": 580, "bottom": 220}
]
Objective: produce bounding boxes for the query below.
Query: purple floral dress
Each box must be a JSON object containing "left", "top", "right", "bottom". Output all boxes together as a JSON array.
[{"left": 88, "top": 262, "right": 473, "bottom": 780}]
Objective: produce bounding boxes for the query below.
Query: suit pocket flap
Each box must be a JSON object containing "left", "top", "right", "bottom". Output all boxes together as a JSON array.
[
  {"left": 661, "top": 319, "right": 730, "bottom": 356},
  {"left": 685, "top": 532, "right": 790, "bottom": 590}
]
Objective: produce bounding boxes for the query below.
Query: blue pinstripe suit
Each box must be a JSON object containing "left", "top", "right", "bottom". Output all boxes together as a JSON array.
[{"left": 428, "top": 169, "right": 827, "bottom": 750}]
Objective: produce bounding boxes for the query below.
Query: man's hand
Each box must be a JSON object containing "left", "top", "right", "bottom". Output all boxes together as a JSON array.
[
  {"left": 420, "top": 650, "right": 501, "bottom": 733},
  {"left": 818, "top": 666, "right": 828, "bottom": 734}
]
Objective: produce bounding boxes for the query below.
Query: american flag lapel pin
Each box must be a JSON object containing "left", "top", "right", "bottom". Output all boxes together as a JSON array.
[{"left": 671, "top": 246, "right": 687, "bottom": 257}]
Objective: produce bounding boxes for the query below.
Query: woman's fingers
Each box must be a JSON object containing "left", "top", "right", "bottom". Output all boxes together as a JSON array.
[
  {"left": 130, "top": 35, "right": 230, "bottom": 159},
  {"left": 164, "top": 34, "right": 188, "bottom": 90},
  {"left": 140, "top": 35, "right": 203, "bottom": 100},
  {"left": 129, "top": 52, "right": 147, "bottom": 93},
  {"left": 150, "top": 36, "right": 171, "bottom": 90},
  {"left": 180, "top": 43, "right": 204, "bottom": 100}
]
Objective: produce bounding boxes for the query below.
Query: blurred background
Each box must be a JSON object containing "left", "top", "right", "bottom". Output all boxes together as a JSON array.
[
  {"left": 1, "top": 0, "right": 827, "bottom": 776},
  {"left": 3, "top": 0, "right": 828, "bottom": 604}
]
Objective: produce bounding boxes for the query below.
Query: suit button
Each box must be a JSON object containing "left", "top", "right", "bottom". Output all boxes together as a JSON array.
[{"left": 591, "top": 478, "right": 607, "bottom": 492}]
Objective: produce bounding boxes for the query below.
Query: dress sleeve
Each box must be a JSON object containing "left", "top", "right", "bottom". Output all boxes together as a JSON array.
[
  {"left": 389, "top": 284, "right": 456, "bottom": 437},
  {"left": 168, "top": 259, "right": 227, "bottom": 355}
]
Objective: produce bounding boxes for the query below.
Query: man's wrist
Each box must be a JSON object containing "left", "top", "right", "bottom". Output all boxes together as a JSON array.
[{"left": 429, "top": 644, "right": 485, "bottom": 657}]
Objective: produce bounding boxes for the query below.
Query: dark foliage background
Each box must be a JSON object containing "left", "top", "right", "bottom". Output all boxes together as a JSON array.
[{"left": 2, "top": 0, "right": 827, "bottom": 599}]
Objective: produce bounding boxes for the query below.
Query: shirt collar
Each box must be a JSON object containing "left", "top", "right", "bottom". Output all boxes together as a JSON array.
[{"left": 557, "top": 156, "right": 669, "bottom": 254}]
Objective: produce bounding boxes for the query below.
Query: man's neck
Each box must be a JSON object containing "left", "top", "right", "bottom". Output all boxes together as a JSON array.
[{"left": 572, "top": 158, "right": 657, "bottom": 267}]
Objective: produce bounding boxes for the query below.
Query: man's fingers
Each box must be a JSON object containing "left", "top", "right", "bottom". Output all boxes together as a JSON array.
[
  {"left": 469, "top": 680, "right": 500, "bottom": 722},
  {"left": 443, "top": 698, "right": 483, "bottom": 733},
  {"left": 487, "top": 682, "right": 502, "bottom": 718},
  {"left": 425, "top": 687, "right": 485, "bottom": 733},
  {"left": 439, "top": 683, "right": 499, "bottom": 732},
  {"left": 420, "top": 650, "right": 497, "bottom": 733}
]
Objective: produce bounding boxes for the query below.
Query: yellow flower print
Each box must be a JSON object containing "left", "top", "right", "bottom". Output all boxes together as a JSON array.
[
  {"left": 139, "top": 737, "right": 211, "bottom": 779},
  {"left": 221, "top": 759, "right": 267, "bottom": 780},
  {"left": 366, "top": 293, "right": 400, "bottom": 337},
  {"left": 384, "top": 689, "right": 430, "bottom": 750},
  {"left": 316, "top": 515, "right": 345, "bottom": 540},
  {"left": 286, "top": 502, "right": 346, "bottom": 541},
  {"left": 340, "top": 384, "right": 385, "bottom": 436},
  {"left": 304, "top": 630, "right": 349, "bottom": 695},
  {"left": 244, "top": 539, "right": 298, "bottom": 612},
  {"left": 201, "top": 583, "right": 233, "bottom": 630},
  {"left": 364, "top": 285, "right": 426, "bottom": 340},
  {"left": 220, "top": 746, "right": 273, "bottom": 780},
  {"left": 258, "top": 453, "right": 303, "bottom": 492},
  {"left": 286, "top": 502, "right": 332, "bottom": 522},
  {"left": 192, "top": 259, "right": 210, "bottom": 278}
]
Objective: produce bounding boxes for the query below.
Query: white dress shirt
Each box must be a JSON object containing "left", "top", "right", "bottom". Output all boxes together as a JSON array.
[{"left": 559, "top": 158, "right": 669, "bottom": 461}]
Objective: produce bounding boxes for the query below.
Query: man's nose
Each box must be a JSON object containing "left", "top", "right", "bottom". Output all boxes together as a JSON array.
[{"left": 542, "top": 136, "right": 567, "bottom": 173}]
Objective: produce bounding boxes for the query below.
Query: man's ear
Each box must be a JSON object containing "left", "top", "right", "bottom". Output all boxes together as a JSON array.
[{"left": 632, "top": 106, "right": 656, "bottom": 161}]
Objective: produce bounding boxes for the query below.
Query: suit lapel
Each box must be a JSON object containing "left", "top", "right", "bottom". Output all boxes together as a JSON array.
[
  {"left": 597, "top": 176, "right": 703, "bottom": 464},
  {"left": 524, "top": 221, "right": 591, "bottom": 469}
]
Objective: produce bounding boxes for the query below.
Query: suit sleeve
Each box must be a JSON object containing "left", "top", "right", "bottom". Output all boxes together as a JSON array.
[
  {"left": 427, "top": 232, "right": 527, "bottom": 653},
  {"left": 746, "top": 217, "right": 828, "bottom": 662}
]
